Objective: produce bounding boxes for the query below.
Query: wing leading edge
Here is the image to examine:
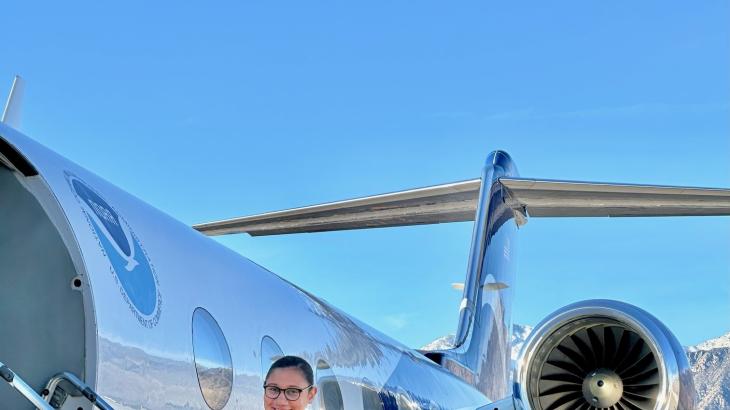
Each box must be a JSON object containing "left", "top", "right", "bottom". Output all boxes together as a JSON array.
[
  {"left": 501, "top": 178, "right": 730, "bottom": 217},
  {"left": 193, "top": 179, "right": 481, "bottom": 236},
  {"left": 193, "top": 178, "right": 730, "bottom": 236}
]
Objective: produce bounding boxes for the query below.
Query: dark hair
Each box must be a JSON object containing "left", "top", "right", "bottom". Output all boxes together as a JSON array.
[{"left": 265, "top": 355, "right": 314, "bottom": 386}]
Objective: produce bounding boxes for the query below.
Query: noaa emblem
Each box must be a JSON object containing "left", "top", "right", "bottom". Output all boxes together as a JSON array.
[{"left": 66, "top": 173, "right": 161, "bottom": 328}]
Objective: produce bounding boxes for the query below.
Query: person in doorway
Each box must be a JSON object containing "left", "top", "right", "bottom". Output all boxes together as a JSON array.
[{"left": 263, "top": 355, "right": 318, "bottom": 410}]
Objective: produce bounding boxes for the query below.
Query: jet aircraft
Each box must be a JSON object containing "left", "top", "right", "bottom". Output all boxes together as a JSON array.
[{"left": 1, "top": 76, "right": 728, "bottom": 410}]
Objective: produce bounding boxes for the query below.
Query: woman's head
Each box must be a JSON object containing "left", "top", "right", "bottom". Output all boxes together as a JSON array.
[{"left": 264, "top": 356, "right": 317, "bottom": 410}]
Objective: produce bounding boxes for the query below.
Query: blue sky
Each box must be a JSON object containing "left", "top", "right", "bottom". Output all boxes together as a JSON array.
[{"left": 3, "top": 1, "right": 728, "bottom": 347}]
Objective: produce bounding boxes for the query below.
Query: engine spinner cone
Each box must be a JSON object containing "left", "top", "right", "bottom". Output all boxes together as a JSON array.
[{"left": 582, "top": 368, "right": 623, "bottom": 408}]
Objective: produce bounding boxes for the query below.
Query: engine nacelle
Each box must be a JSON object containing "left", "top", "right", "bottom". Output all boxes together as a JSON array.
[{"left": 514, "top": 300, "right": 696, "bottom": 410}]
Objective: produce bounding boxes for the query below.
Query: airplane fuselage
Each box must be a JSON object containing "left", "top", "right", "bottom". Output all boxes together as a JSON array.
[{"left": 0, "top": 123, "right": 494, "bottom": 409}]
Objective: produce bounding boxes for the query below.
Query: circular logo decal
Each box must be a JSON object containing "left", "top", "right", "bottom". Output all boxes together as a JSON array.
[{"left": 66, "top": 173, "right": 161, "bottom": 327}]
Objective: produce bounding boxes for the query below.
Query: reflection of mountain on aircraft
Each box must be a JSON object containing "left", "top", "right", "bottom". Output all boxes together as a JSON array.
[{"left": 1, "top": 77, "right": 728, "bottom": 409}]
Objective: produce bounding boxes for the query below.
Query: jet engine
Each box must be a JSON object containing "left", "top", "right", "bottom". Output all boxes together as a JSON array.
[{"left": 514, "top": 300, "right": 696, "bottom": 410}]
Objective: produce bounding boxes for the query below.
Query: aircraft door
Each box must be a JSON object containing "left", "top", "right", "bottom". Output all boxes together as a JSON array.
[{"left": 0, "top": 163, "right": 88, "bottom": 409}]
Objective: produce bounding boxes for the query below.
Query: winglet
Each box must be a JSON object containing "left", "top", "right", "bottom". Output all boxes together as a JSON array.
[{"left": 2, "top": 76, "right": 25, "bottom": 129}]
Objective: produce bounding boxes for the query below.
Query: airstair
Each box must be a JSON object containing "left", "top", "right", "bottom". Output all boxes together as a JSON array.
[{"left": 0, "top": 362, "right": 113, "bottom": 410}]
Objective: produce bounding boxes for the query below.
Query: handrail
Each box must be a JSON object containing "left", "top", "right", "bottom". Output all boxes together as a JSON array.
[
  {"left": 43, "top": 372, "right": 114, "bottom": 410},
  {"left": 0, "top": 362, "right": 54, "bottom": 410}
]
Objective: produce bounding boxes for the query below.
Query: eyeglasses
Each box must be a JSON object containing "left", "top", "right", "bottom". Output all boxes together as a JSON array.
[{"left": 263, "top": 384, "right": 313, "bottom": 401}]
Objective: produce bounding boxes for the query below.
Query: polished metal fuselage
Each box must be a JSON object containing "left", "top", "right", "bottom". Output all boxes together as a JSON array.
[{"left": 0, "top": 124, "right": 498, "bottom": 409}]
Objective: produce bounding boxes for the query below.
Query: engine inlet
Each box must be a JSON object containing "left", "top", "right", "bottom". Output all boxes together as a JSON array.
[{"left": 514, "top": 300, "right": 696, "bottom": 410}]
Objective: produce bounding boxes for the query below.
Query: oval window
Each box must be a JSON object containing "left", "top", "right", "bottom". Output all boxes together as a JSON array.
[
  {"left": 316, "top": 360, "right": 344, "bottom": 410},
  {"left": 361, "top": 379, "right": 384, "bottom": 410},
  {"left": 260, "top": 336, "right": 284, "bottom": 378},
  {"left": 192, "top": 308, "right": 233, "bottom": 410}
]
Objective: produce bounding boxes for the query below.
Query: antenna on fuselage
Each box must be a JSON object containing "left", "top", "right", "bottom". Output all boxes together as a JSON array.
[{"left": 2, "top": 75, "right": 25, "bottom": 129}]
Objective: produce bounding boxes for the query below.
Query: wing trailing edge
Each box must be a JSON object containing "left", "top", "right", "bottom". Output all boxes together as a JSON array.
[
  {"left": 501, "top": 177, "right": 730, "bottom": 217},
  {"left": 193, "top": 179, "right": 481, "bottom": 236},
  {"left": 193, "top": 177, "right": 730, "bottom": 236}
]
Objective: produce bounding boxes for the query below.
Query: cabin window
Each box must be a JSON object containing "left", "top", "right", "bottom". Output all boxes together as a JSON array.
[
  {"left": 316, "top": 360, "right": 344, "bottom": 410},
  {"left": 192, "top": 307, "right": 233, "bottom": 410},
  {"left": 260, "top": 336, "right": 284, "bottom": 377},
  {"left": 361, "top": 380, "right": 384, "bottom": 410}
]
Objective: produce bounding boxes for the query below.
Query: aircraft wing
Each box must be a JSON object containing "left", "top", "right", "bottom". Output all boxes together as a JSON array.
[
  {"left": 193, "top": 178, "right": 730, "bottom": 236},
  {"left": 193, "top": 179, "right": 481, "bottom": 236},
  {"left": 500, "top": 177, "right": 730, "bottom": 217}
]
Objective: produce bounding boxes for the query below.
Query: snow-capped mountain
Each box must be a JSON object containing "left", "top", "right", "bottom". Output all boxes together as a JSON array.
[
  {"left": 422, "top": 327, "right": 730, "bottom": 410},
  {"left": 688, "top": 332, "right": 730, "bottom": 353},
  {"left": 686, "top": 332, "right": 730, "bottom": 410},
  {"left": 420, "top": 324, "right": 534, "bottom": 356},
  {"left": 510, "top": 323, "right": 533, "bottom": 361},
  {"left": 420, "top": 334, "right": 455, "bottom": 351}
]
